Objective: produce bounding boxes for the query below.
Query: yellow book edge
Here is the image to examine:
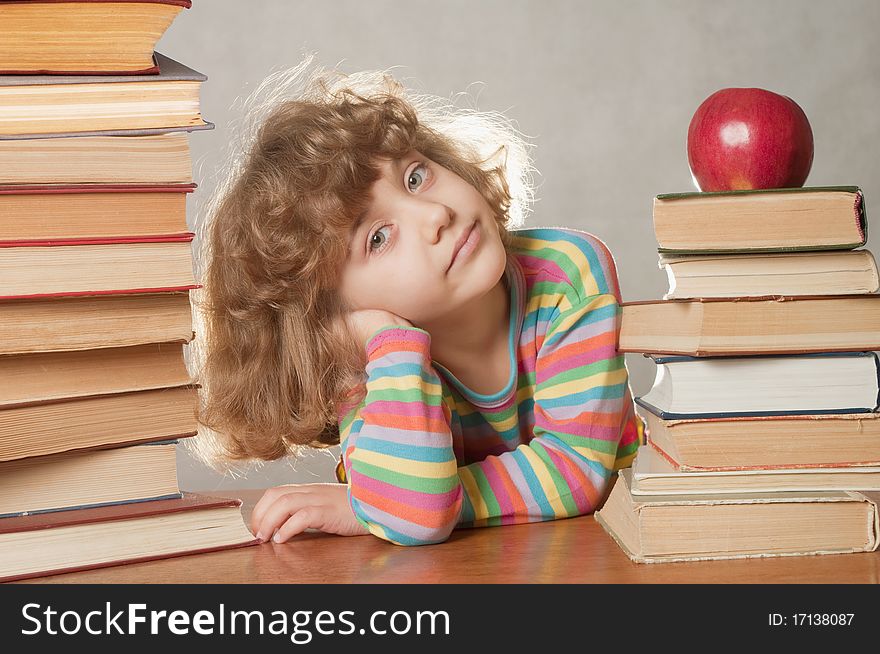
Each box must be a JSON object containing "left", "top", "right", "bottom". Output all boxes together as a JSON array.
[{"left": 594, "top": 469, "right": 880, "bottom": 564}]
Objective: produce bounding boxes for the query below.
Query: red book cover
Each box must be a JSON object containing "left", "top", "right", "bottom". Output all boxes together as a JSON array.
[
  {"left": 0, "top": 183, "right": 196, "bottom": 195},
  {"left": 0, "top": 226, "right": 200, "bottom": 300},
  {"left": 0, "top": 286, "right": 202, "bottom": 302},
  {"left": 0, "top": 493, "right": 260, "bottom": 583},
  {"left": 0, "top": 233, "right": 195, "bottom": 248},
  {"left": 0, "top": 182, "right": 197, "bottom": 245}
]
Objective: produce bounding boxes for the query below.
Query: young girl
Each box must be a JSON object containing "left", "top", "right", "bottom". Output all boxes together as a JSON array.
[{"left": 193, "top": 59, "right": 644, "bottom": 547}]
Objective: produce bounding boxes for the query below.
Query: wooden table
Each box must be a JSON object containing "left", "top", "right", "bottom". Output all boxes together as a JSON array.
[{"left": 16, "top": 489, "right": 880, "bottom": 584}]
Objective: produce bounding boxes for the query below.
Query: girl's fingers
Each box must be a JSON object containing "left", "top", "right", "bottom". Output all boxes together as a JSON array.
[
  {"left": 250, "top": 487, "right": 282, "bottom": 536},
  {"left": 250, "top": 485, "right": 308, "bottom": 537},
  {"left": 254, "top": 491, "right": 316, "bottom": 541},
  {"left": 272, "top": 508, "right": 322, "bottom": 543}
]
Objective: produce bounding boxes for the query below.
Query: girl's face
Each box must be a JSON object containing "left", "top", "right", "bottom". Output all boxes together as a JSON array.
[{"left": 338, "top": 151, "right": 508, "bottom": 324}]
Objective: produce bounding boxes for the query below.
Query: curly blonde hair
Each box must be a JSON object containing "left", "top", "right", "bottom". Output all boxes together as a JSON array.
[{"left": 189, "top": 56, "right": 534, "bottom": 466}]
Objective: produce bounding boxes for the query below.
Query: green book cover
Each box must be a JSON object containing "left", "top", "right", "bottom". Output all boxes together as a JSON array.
[
  {"left": 655, "top": 185, "right": 862, "bottom": 201},
  {"left": 654, "top": 186, "right": 867, "bottom": 254}
]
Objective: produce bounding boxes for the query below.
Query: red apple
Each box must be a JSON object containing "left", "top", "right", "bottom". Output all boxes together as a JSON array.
[{"left": 687, "top": 87, "right": 814, "bottom": 191}]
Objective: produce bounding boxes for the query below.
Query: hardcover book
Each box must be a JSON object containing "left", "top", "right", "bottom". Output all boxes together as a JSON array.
[
  {"left": 0, "top": 0, "right": 191, "bottom": 74},
  {"left": 0, "top": 183, "right": 195, "bottom": 243},
  {"left": 652, "top": 186, "right": 866, "bottom": 253},
  {"left": 0, "top": 386, "right": 198, "bottom": 462},
  {"left": 0, "top": 440, "right": 183, "bottom": 518},
  {"left": 660, "top": 250, "right": 879, "bottom": 299},
  {"left": 0, "top": 240, "right": 197, "bottom": 299},
  {"left": 0, "top": 493, "right": 258, "bottom": 583},
  {"left": 635, "top": 352, "right": 880, "bottom": 419},
  {"left": 0, "top": 343, "right": 192, "bottom": 407},
  {"left": 594, "top": 468, "right": 880, "bottom": 563},
  {"left": 630, "top": 444, "right": 880, "bottom": 495},
  {"left": 0, "top": 292, "right": 194, "bottom": 355},
  {"left": 641, "top": 410, "right": 880, "bottom": 471},
  {"left": 0, "top": 131, "right": 195, "bottom": 185},
  {"left": 619, "top": 295, "right": 880, "bottom": 356},
  {"left": 0, "top": 53, "right": 208, "bottom": 137}
]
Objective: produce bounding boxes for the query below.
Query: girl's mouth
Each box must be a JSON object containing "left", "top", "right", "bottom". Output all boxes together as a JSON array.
[{"left": 447, "top": 222, "right": 480, "bottom": 272}]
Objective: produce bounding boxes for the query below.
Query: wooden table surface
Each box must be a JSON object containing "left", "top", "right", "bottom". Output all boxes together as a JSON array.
[{"left": 16, "top": 489, "right": 880, "bottom": 584}]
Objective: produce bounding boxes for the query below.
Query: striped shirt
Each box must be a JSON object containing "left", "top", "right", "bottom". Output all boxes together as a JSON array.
[{"left": 337, "top": 227, "right": 644, "bottom": 545}]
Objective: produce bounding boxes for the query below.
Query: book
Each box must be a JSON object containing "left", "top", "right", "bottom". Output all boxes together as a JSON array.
[
  {"left": 0, "top": 240, "right": 197, "bottom": 299},
  {"left": 0, "top": 121, "right": 213, "bottom": 142},
  {"left": 652, "top": 186, "right": 866, "bottom": 253},
  {"left": 0, "top": 131, "right": 194, "bottom": 185},
  {"left": 0, "top": 53, "right": 208, "bottom": 137},
  {"left": 0, "top": 292, "right": 194, "bottom": 355},
  {"left": 0, "top": 440, "right": 182, "bottom": 518},
  {"left": 630, "top": 444, "right": 880, "bottom": 495},
  {"left": 641, "top": 410, "right": 880, "bottom": 470},
  {"left": 0, "top": 386, "right": 198, "bottom": 462},
  {"left": 0, "top": 493, "right": 258, "bottom": 583},
  {"left": 0, "top": 0, "right": 191, "bottom": 74},
  {"left": 635, "top": 352, "right": 880, "bottom": 419},
  {"left": 619, "top": 295, "right": 880, "bottom": 356},
  {"left": 0, "top": 343, "right": 192, "bottom": 408},
  {"left": 661, "top": 250, "right": 880, "bottom": 299},
  {"left": 594, "top": 468, "right": 880, "bottom": 563},
  {"left": 0, "top": 183, "right": 194, "bottom": 243}
]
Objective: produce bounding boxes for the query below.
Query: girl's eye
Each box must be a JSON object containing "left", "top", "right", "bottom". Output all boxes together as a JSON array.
[
  {"left": 406, "top": 163, "right": 428, "bottom": 192},
  {"left": 368, "top": 225, "right": 392, "bottom": 254}
]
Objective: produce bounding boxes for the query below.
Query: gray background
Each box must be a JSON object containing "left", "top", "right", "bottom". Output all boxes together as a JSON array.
[{"left": 158, "top": 0, "right": 880, "bottom": 491}]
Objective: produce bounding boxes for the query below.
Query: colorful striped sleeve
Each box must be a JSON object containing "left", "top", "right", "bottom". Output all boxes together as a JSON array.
[
  {"left": 339, "top": 325, "right": 463, "bottom": 546},
  {"left": 457, "top": 291, "right": 641, "bottom": 527}
]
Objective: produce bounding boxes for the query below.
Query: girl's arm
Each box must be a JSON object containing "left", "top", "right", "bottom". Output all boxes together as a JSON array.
[
  {"left": 341, "top": 303, "right": 642, "bottom": 544},
  {"left": 339, "top": 326, "right": 463, "bottom": 546}
]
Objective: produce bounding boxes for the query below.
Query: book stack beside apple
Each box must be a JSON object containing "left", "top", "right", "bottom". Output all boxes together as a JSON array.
[
  {"left": 0, "top": 1, "right": 257, "bottom": 584},
  {"left": 596, "top": 87, "right": 880, "bottom": 564}
]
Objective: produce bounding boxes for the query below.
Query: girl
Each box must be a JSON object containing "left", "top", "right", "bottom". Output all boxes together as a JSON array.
[{"left": 192, "top": 59, "right": 644, "bottom": 547}]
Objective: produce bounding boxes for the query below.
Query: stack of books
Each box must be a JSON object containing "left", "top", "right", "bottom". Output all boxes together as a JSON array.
[
  {"left": 596, "top": 185, "right": 880, "bottom": 563},
  {"left": 0, "top": 0, "right": 255, "bottom": 583}
]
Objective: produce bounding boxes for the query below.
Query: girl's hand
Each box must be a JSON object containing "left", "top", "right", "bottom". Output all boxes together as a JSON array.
[
  {"left": 345, "top": 309, "right": 413, "bottom": 347},
  {"left": 250, "top": 483, "right": 369, "bottom": 543}
]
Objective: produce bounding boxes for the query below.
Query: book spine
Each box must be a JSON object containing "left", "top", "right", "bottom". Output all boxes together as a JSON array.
[
  {"left": 649, "top": 351, "right": 876, "bottom": 365},
  {"left": 0, "top": 122, "right": 214, "bottom": 141},
  {"left": 0, "top": 432, "right": 198, "bottom": 465},
  {"left": 647, "top": 440, "right": 880, "bottom": 472},
  {"left": 0, "top": 183, "right": 196, "bottom": 195},
  {"left": 855, "top": 190, "right": 867, "bottom": 247},
  {"left": 627, "top": 345, "right": 880, "bottom": 357},
  {"left": 0, "top": 493, "right": 184, "bottom": 521},
  {"left": 0, "top": 383, "right": 199, "bottom": 411},
  {"left": 0, "top": 284, "right": 201, "bottom": 301},
  {"left": 657, "top": 243, "right": 867, "bottom": 255},
  {"left": 873, "top": 351, "right": 880, "bottom": 412},
  {"left": 0, "top": 233, "right": 194, "bottom": 248},
  {"left": 0, "top": 64, "right": 159, "bottom": 76},
  {"left": 634, "top": 396, "right": 877, "bottom": 421},
  {"left": 655, "top": 185, "right": 862, "bottom": 201},
  {"left": 5, "top": 0, "right": 192, "bottom": 7},
  {"left": 621, "top": 294, "right": 880, "bottom": 306}
]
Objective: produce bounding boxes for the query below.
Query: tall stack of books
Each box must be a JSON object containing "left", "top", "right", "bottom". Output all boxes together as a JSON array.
[
  {"left": 0, "top": 0, "right": 255, "bottom": 583},
  {"left": 596, "top": 185, "right": 880, "bottom": 563}
]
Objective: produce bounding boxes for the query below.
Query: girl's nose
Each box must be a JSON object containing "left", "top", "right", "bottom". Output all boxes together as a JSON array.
[{"left": 419, "top": 200, "right": 454, "bottom": 244}]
